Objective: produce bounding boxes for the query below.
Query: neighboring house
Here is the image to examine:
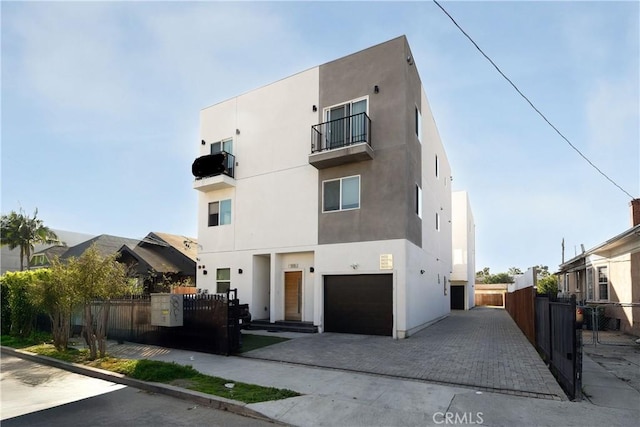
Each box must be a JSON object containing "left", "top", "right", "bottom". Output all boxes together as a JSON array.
[
  {"left": 61, "top": 234, "right": 140, "bottom": 260},
  {"left": 450, "top": 191, "right": 476, "bottom": 310},
  {"left": 117, "top": 232, "right": 197, "bottom": 293},
  {"left": 557, "top": 199, "right": 640, "bottom": 337},
  {"left": 1, "top": 229, "right": 94, "bottom": 274},
  {"left": 28, "top": 232, "right": 197, "bottom": 294},
  {"left": 193, "top": 36, "right": 470, "bottom": 338},
  {"left": 29, "top": 245, "right": 68, "bottom": 269},
  {"left": 508, "top": 267, "right": 537, "bottom": 293}
]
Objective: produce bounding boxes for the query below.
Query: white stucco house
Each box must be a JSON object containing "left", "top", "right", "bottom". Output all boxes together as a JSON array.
[{"left": 193, "top": 36, "right": 472, "bottom": 338}]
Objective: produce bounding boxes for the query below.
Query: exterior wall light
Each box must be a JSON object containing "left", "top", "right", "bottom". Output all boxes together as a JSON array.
[
  {"left": 312, "top": 105, "right": 317, "bottom": 112},
  {"left": 236, "top": 129, "right": 240, "bottom": 135},
  {"left": 420, "top": 270, "right": 425, "bottom": 274},
  {"left": 374, "top": 85, "right": 379, "bottom": 93},
  {"left": 310, "top": 267, "right": 315, "bottom": 273},
  {"left": 201, "top": 140, "right": 206, "bottom": 145},
  {"left": 238, "top": 268, "right": 243, "bottom": 274}
]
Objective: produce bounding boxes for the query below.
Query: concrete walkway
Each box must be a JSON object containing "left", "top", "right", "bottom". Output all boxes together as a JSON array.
[{"left": 243, "top": 307, "right": 565, "bottom": 399}]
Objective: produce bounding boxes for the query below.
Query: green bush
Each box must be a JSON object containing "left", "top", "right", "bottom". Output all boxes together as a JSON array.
[{"left": 1, "top": 281, "right": 10, "bottom": 335}]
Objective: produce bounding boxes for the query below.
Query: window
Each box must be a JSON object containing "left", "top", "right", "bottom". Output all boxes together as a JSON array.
[
  {"left": 325, "top": 98, "right": 368, "bottom": 148},
  {"left": 208, "top": 199, "right": 231, "bottom": 226},
  {"left": 416, "top": 185, "right": 422, "bottom": 218},
  {"left": 435, "top": 155, "right": 440, "bottom": 178},
  {"left": 597, "top": 266, "right": 608, "bottom": 300},
  {"left": 415, "top": 106, "right": 422, "bottom": 142},
  {"left": 30, "top": 254, "right": 47, "bottom": 267},
  {"left": 216, "top": 268, "right": 231, "bottom": 293},
  {"left": 586, "top": 267, "right": 594, "bottom": 300},
  {"left": 211, "top": 138, "right": 233, "bottom": 155},
  {"left": 323, "top": 176, "right": 360, "bottom": 212},
  {"left": 435, "top": 212, "right": 440, "bottom": 231}
]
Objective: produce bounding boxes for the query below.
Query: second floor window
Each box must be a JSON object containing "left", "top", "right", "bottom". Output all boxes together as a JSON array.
[
  {"left": 208, "top": 199, "right": 232, "bottom": 226},
  {"left": 323, "top": 176, "right": 360, "bottom": 212}
]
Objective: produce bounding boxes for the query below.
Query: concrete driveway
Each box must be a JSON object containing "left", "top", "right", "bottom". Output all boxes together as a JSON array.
[{"left": 242, "top": 307, "right": 567, "bottom": 400}]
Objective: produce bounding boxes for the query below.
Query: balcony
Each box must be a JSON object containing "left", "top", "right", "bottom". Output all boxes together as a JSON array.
[
  {"left": 192, "top": 151, "right": 236, "bottom": 192},
  {"left": 309, "top": 112, "right": 374, "bottom": 169}
]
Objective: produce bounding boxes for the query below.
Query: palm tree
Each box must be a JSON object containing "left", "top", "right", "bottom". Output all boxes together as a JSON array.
[{"left": 1, "top": 208, "right": 60, "bottom": 270}]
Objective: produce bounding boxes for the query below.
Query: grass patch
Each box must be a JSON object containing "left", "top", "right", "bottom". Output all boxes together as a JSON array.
[
  {"left": 10, "top": 343, "right": 300, "bottom": 404},
  {"left": 238, "top": 333, "right": 289, "bottom": 353},
  {"left": 1, "top": 332, "right": 52, "bottom": 349},
  {"left": 23, "top": 344, "right": 88, "bottom": 363}
]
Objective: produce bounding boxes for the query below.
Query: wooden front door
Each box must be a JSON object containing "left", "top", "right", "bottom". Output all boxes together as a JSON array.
[{"left": 285, "top": 271, "right": 302, "bottom": 321}]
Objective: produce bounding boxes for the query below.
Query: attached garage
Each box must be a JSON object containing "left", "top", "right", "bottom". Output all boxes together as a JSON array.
[
  {"left": 450, "top": 285, "right": 465, "bottom": 310},
  {"left": 324, "top": 274, "right": 393, "bottom": 336}
]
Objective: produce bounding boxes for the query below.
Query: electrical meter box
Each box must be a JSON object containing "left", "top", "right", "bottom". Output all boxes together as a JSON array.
[{"left": 150, "top": 293, "right": 183, "bottom": 327}]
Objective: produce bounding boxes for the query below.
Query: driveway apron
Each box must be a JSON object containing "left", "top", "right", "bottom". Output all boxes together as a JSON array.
[{"left": 242, "top": 307, "right": 567, "bottom": 400}]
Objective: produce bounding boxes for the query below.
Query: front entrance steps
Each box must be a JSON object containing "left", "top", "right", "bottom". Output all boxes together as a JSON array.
[{"left": 250, "top": 319, "right": 318, "bottom": 333}]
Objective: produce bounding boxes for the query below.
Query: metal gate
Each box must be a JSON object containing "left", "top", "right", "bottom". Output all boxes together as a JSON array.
[{"left": 535, "top": 294, "right": 582, "bottom": 400}]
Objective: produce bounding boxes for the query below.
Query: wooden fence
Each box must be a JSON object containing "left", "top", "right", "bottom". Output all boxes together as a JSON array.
[
  {"left": 75, "top": 293, "right": 238, "bottom": 355},
  {"left": 504, "top": 286, "right": 536, "bottom": 345}
]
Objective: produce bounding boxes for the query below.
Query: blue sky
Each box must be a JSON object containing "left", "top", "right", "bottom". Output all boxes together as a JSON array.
[{"left": 2, "top": 1, "right": 638, "bottom": 274}]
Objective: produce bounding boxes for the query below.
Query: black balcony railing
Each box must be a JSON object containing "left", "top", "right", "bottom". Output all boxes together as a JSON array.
[
  {"left": 192, "top": 151, "right": 235, "bottom": 179},
  {"left": 311, "top": 112, "right": 371, "bottom": 154}
]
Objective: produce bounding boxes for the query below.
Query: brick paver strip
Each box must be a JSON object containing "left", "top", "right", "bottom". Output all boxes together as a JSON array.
[{"left": 243, "top": 307, "right": 567, "bottom": 400}]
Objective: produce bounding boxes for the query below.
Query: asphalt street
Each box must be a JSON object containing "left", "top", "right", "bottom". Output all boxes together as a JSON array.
[{"left": 0, "top": 355, "right": 275, "bottom": 427}]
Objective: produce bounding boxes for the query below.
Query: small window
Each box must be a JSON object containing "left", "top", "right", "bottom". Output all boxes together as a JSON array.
[
  {"left": 211, "top": 138, "right": 233, "bottom": 155},
  {"left": 586, "top": 267, "right": 594, "bottom": 300},
  {"left": 415, "top": 106, "right": 422, "bottom": 142},
  {"left": 216, "top": 268, "right": 231, "bottom": 293},
  {"left": 208, "top": 199, "right": 231, "bottom": 226},
  {"left": 416, "top": 185, "right": 422, "bottom": 218},
  {"left": 435, "top": 155, "right": 440, "bottom": 178},
  {"left": 323, "top": 176, "right": 360, "bottom": 212},
  {"left": 436, "top": 212, "right": 440, "bottom": 231},
  {"left": 597, "top": 266, "right": 608, "bottom": 300}
]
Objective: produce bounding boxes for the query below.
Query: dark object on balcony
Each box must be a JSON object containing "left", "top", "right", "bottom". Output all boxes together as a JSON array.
[{"left": 192, "top": 152, "right": 235, "bottom": 179}]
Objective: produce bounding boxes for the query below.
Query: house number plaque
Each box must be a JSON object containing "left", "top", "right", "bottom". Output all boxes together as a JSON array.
[{"left": 380, "top": 254, "right": 393, "bottom": 270}]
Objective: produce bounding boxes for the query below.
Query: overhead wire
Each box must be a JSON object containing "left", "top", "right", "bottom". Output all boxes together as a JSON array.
[{"left": 432, "top": 0, "right": 635, "bottom": 200}]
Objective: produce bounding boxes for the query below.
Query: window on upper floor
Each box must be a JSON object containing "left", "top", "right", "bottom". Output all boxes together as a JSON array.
[
  {"left": 216, "top": 268, "right": 231, "bottom": 293},
  {"left": 211, "top": 138, "right": 233, "bottom": 155},
  {"left": 208, "top": 199, "right": 232, "bottom": 226},
  {"left": 597, "top": 266, "right": 608, "bottom": 300},
  {"left": 323, "top": 175, "right": 360, "bottom": 212},
  {"left": 416, "top": 184, "right": 423, "bottom": 218},
  {"left": 415, "top": 106, "right": 422, "bottom": 143}
]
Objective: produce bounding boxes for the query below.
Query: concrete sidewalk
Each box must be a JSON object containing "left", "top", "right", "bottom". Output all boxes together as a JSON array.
[{"left": 5, "top": 336, "right": 636, "bottom": 427}]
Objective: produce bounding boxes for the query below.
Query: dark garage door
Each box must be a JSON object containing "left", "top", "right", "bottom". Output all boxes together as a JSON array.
[
  {"left": 450, "top": 285, "right": 465, "bottom": 310},
  {"left": 324, "top": 274, "right": 392, "bottom": 336}
]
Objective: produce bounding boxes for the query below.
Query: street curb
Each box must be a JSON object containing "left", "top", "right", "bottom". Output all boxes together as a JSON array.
[{"left": 1, "top": 346, "right": 285, "bottom": 425}]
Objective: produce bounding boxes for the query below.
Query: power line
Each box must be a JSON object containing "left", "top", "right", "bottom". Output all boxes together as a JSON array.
[{"left": 432, "top": 0, "right": 635, "bottom": 200}]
